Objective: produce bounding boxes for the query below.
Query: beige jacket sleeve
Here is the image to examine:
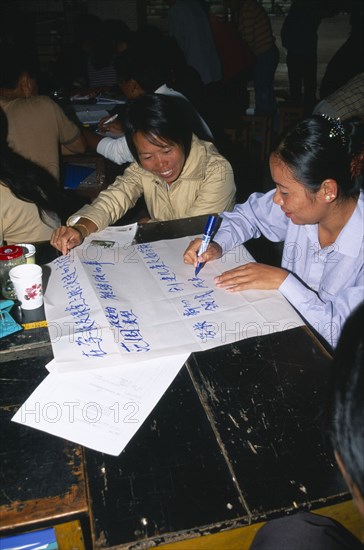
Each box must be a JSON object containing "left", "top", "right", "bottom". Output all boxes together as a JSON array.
[
  {"left": 67, "top": 164, "right": 144, "bottom": 230},
  {"left": 181, "top": 158, "right": 236, "bottom": 217}
]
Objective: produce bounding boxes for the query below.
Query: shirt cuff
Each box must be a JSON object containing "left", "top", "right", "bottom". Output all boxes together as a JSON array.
[
  {"left": 96, "top": 138, "right": 108, "bottom": 156},
  {"left": 279, "top": 272, "right": 308, "bottom": 305}
]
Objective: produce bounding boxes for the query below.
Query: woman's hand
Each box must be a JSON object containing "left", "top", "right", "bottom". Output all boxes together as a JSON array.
[
  {"left": 50, "top": 226, "right": 83, "bottom": 255},
  {"left": 214, "top": 263, "right": 289, "bottom": 291},
  {"left": 97, "top": 116, "right": 123, "bottom": 135},
  {"left": 183, "top": 238, "right": 222, "bottom": 267}
]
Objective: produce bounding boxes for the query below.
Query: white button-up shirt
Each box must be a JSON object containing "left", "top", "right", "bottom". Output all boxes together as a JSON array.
[{"left": 215, "top": 190, "right": 364, "bottom": 348}]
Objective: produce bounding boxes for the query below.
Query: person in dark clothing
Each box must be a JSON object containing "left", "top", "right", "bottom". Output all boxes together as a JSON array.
[
  {"left": 320, "top": 0, "right": 364, "bottom": 99},
  {"left": 249, "top": 302, "right": 364, "bottom": 549},
  {"left": 281, "top": 0, "right": 324, "bottom": 112}
]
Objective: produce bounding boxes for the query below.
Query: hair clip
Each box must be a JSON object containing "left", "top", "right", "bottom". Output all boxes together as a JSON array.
[{"left": 321, "top": 114, "right": 347, "bottom": 145}]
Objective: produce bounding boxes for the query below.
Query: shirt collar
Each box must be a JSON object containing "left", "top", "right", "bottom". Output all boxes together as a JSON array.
[
  {"left": 155, "top": 84, "right": 169, "bottom": 94},
  {"left": 305, "top": 190, "right": 364, "bottom": 257}
]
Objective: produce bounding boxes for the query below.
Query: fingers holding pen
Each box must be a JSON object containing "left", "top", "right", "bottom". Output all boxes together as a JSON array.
[
  {"left": 98, "top": 115, "right": 112, "bottom": 128},
  {"left": 50, "top": 226, "right": 83, "bottom": 255},
  {"left": 106, "top": 119, "right": 123, "bottom": 134},
  {"left": 183, "top": 239, "right": 222, "bottom": 267},
  {"left": 97, "top": 114, "right": 123, "bottom": 135},
  {"left": 183, "top": 238, "right": 202, "bottom": 265}
]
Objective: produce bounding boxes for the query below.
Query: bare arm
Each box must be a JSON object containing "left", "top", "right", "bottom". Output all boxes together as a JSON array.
[
  {"left": 81, "top": 127, "right": 103, "bottom": 151},
  {"left": 61, "top": 132, "right": 87, "bottom": 155}
]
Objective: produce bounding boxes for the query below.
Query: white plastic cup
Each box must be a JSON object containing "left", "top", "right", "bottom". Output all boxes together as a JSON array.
[
  {"left": 18, "top": 244, "right": 36, "bottom": 264},
  {"left": 9, "top": 264, "right": 43, "bottom": 310}
]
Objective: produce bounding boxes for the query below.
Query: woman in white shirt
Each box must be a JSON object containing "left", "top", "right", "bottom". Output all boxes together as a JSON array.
[{"left": 184, "top": 115, "right": 364, "bottom": 347}]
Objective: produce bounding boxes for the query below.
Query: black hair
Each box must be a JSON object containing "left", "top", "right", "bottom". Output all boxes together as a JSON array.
[
  {"left": 273, "top": 115, "right": 364, "bottom": 198},
  {"left": 124, "top": 94, "right": 193, "bottom": 163},
  {"left": 0, "top": 107, "right": 70, "bottom": 224},
  {"left": 103, "top": 19, "right": 133, "bottom": 51},
  {"left": 73, "top": 13, "right": 102, "bottom": 43},
  {"left": 326, "top": 302, "right": 364, "bottom": 498},
  {"left": 89, "top": 19, "right": 132, "bottom": 72},
  {"left": 114, "top": 47, "right": 167, "bottom": 93},
  {"left": 0, "top": 44, "right": 38, "bottom": 89}
]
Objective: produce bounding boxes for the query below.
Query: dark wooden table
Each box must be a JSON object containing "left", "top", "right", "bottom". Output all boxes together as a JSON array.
[
  {"left": 0, "top": 242, "right": 90, "bottom": 544},
  {"left": 0, "top": 217, "right": 351, "bottom": 549},
  {"left": 0, "top": 335, "right": 90, "bottom": 540}
]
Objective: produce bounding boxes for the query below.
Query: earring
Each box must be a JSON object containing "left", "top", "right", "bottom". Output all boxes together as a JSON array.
[{"left": 325, "top": 195, "right": 331, "bottom": 201}]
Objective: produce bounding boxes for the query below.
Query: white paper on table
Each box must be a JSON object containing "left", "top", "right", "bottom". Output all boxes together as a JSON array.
[
  {"left": 96, "top": 97, "right": 125, "bottom": 105},
  {"left": 75, "top": 109, "right": 110, "bottom": 125},
  {"left": 43, "top": 233, "right": 304, "bottom": 373},
  {"left": 82, "top": 224, "right": 137, "bottom": 245},
  {"left": 43, "top": 225, "right": 138, "bottom": 370},
  {"left": 95, "top": 129, "right": 124, "bottom": 138},
  {"left": 12, "top": 353, "right": 188, "bottom": 456}
]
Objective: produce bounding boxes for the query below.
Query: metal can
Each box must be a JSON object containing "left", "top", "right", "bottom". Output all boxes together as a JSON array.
[
  {"left": 0, "top": 245, "right": 25, "bottom": 299},
  {"left": 17, "top": 244, "right": 36, "bottom": 264}
]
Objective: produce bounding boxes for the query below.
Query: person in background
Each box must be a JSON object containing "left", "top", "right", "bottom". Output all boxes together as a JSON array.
[
  {"left": 0, "top": 45, "right": 86, "bottom": 183},
  {"left": 86, "top": 19, "right": 132, "bottom": 90},
  {"left": 183, "top": 115, "right": 364, "bottom": 349},
  {"left": 51, "top": 94, "right": 236, "bottom": 254},
  {"left": 249, "top": 302, "right": 364, "bottom": 549},
  {"left": 53, "top": 16, "right": 133, "bottom": 95},
  {"left": 281, "top": 0, "right": 324, "bottom": 114},
  {"left": 52, "top": 14, "right": 101, "bottom": 93},
  {"left": 167, "top": 0, "right": 222, "bottom": 87},
  {"left": 131, "top": 24, "right": 207, "bottom": 111},
  {"left": 106, "top": 19, "right": 133, "bottom": 56},
  {"left": 319, "top": 0, "right": 364, "bottom": 100},
  {"left": 208, "top": 5, "right": 254, "bottom": 109},
  {"left": 0, "top": 108, "right": 66, "bottom": 244},
  {"left": 313, "top": 72, "right": 364, "bottom": 120},
  {"left": 235, "top": 0, "right": 279, "bottom": 116},
  {"left": 326, "top": 302, "right": 364, "bottom": 520},
  {"left": 83, "top": 46, "right": 214, "bottom": 165}
]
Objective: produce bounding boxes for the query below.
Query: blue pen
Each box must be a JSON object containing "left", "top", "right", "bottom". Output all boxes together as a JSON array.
[{"left": 195, "top": 215, "right": 218, "bottom": 276}]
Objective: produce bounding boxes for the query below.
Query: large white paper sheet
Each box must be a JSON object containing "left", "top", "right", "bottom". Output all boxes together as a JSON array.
[
  {"left": 44, "top": 233, "right": 303, "bottom": 373},
  {"left": 13, "top": 226, "right": 304, "bottom": 455},
  {"left": 44, "top": 224, "right": 139, "bottom": 370},
  {"left": 12, "top": 354, "right": 188, "bottom": 456}
]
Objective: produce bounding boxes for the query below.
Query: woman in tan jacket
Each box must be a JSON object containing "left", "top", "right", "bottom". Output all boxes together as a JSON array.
[
  {"left": 51, "top": 94, "right": 236, "bottom": 255},
  {"left": 0, "top": 108, "right": 60, "bottom": 245}
]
